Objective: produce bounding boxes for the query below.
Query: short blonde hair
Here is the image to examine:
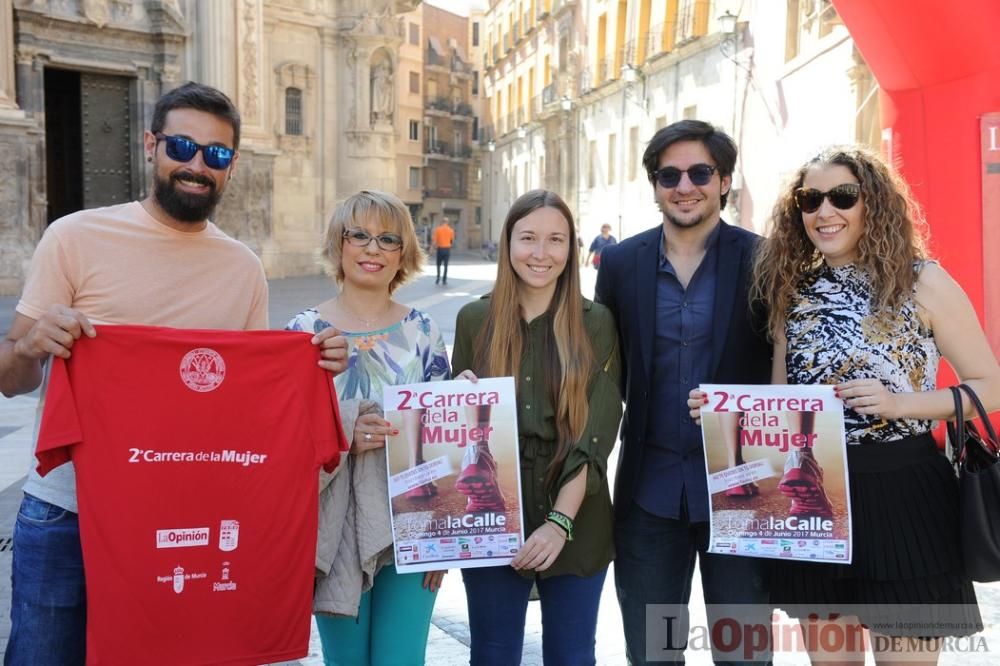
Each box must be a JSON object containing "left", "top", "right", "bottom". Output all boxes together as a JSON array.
[{"left": 322, "top": 190, "right": 425, "bottom": 293}]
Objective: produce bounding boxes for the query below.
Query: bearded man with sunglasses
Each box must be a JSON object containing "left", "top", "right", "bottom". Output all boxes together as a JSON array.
[
  {"left": 0, "top": 82, "right": 347, "bottom": 664},
  {"left": 595, "top": 120, "right": 773, "bottom": 665}
]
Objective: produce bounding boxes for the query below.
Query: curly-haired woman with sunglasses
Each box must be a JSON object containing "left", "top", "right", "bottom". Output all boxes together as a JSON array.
[
  {"left": 753, "top": 146, "right": 1000, "bottom": 661},
  {"left": 286, "top": 190, "right": 450, "bottom": 666}
]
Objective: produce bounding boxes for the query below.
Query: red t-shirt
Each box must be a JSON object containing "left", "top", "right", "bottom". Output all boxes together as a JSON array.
[{"left": 36, "top": 325, "right": 349, "bottom": 666}]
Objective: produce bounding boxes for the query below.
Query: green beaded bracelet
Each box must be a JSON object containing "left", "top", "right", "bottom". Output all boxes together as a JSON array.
[{"left": 545, "top": 510, "right": 574, "bottom": 541}]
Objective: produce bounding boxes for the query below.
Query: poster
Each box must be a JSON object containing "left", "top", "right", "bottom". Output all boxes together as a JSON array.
[
  {"left": 383, "top": 378, "right": 524, "bottom": 573},
  {"left": 700, "top": 384, "right": 852, "bottom": 564}
]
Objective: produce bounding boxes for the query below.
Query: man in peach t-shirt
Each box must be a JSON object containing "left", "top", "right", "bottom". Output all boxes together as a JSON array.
[
  {"left": 0, "top": 82, "right": 348, "bottom": 664},
  {"left": 433, "top": 217, "right": 455, "bottom": 285}
]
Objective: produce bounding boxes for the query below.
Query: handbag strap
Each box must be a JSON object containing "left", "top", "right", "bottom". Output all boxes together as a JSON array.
[
  {"left": 947, "top": 386, "right": 967, "bottom": 465},
  {"left": 958, "top": 383, "right": 1000, "bottom": 443}
]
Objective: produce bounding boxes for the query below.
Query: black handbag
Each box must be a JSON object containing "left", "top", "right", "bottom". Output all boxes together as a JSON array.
[{"left": 947, "top": 383, "right": 1000, "bottom": 582}]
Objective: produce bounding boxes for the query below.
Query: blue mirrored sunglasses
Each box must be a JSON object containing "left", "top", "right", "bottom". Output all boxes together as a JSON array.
[{"left": 155, "top": 132, "right": 235, "bottom": 170}]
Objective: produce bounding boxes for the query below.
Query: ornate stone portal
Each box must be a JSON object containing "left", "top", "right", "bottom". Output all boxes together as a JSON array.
[{"left": 0, "top": 0, "right": 421, "bottom": 292}]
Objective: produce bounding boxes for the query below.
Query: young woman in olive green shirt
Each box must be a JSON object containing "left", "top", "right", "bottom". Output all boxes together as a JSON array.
[{"left": 452, "top": 190, "right": 623, "bottom": 665}]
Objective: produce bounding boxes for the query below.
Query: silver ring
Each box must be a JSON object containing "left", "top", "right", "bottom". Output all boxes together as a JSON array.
[{"left": 365, "top": 432, "right": 372, "bottom": 442}]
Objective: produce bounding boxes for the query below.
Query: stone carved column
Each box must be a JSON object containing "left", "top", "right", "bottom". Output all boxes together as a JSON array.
[
  {"left": 236, "top": 0, "right": 264, "bottom": 134},
  {"left": 195, "top": 0, "right": 236, "bottom": 96},
  {"left": 0, "top": 0, "right": 20, "bottom": 111}
]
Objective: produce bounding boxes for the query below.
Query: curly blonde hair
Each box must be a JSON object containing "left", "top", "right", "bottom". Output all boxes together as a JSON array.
[{"left": 752, "top": 146, "right": 930, "bottom": 338}]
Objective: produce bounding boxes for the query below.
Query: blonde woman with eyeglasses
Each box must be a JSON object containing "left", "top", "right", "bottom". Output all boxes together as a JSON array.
[{"left": 286, "top": 190, "right": 449, "bottom": 666}]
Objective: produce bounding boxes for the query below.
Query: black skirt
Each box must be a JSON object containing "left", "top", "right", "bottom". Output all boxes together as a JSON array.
[{"left": 771, "top": 432, "right": 983, "bottom": 637}]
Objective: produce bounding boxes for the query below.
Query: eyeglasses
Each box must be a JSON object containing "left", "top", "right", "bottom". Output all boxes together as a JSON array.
[
  {"left": 154, "top": 133, "right": 235, "bottom": 170},
  {"left": 343, "top": 229, "right": 404, "bottom": 252},
  {"left": 793, "top": 184, "right": 862, "bottom": 214},
  {"left": 651, "top": 164, "right": 718, "bottom": 189}
]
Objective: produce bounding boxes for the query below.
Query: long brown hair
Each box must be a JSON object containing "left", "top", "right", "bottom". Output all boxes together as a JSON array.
[
  {"left": 752, "top": 146, "right": 929, "bottom": 338},
  {"left": 473, "top": 190, "right": 594, "bottom": 487}
]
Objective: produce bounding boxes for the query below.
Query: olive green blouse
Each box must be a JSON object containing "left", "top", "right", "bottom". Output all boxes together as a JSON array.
[{"left": 452, "top": 296, "right": 623, "bottom": 578}]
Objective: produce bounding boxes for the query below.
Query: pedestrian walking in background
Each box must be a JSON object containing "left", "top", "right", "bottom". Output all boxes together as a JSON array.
[
  {"left": 452, "top": 189, "right": 622, "bottom": 666},
  {"left": 585, "top": 223, "right": 618, "bottom": 269},
  {"left": 433, "top": 216, "right": 455, "bottom": 285},
  {"left": 286, "top": 190, "right": 449, "bottom": 666}
]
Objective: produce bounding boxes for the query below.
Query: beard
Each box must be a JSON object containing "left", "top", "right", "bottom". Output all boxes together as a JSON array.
[
  {"left": 664, "top": 211, "right": 705, "bottom": 228},
  {"left": 153, "top": 170, "right": 223, "bottom": 223}
]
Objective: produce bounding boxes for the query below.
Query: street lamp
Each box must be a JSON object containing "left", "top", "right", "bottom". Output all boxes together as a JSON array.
[
  {"left": 487, "top": 140, "right": 496, "bottom": 152},
  {"left": 517, "top": 125, "right": 526, "bottom": 139},
  {"left": 560, "top": 96, "right": 572, "bottom": 112},
  {"left": 718, "top": 10, "right": 738, "bottom": 37}
]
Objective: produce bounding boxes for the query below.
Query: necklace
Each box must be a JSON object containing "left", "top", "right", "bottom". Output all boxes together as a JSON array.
[{"left": 336, "top": 297, "right": 393, "bottom": 331}]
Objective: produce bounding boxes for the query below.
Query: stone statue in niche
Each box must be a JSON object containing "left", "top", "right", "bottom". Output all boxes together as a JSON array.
[
  {"left": 370, "top": 61, "right": 393, "bottom": 125},
  {"left": 377, "top": 6, "right": 397, "bottom": 36}
]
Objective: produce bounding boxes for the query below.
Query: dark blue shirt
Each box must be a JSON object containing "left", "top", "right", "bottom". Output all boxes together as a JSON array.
[
  {"left": 635, "top": 222, "right": 721, "bottom": 522},
  {"left": 589, "top": 234, "right": 618, "bottom": 254}
]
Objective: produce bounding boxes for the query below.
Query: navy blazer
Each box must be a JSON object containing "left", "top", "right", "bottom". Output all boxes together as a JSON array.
[{"left": 595, "top": 221, "right": 772, "bottom": 520}]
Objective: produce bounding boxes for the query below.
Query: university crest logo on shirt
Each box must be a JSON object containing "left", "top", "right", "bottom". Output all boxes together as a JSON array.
[{"left": 179, "top": 348, "right": 226, "bottom": 392}]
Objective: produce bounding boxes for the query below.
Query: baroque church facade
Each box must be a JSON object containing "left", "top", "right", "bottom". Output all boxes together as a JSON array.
[{"left": 0, "top": 0, "right": 422, "bottom": 293}]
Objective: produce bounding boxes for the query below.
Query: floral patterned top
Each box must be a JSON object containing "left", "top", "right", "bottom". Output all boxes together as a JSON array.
[
  {"left": 784, "top": 262, "right": 938, "bottom": 444},
  {"left": 285, "top": 307, "right": 451, "bottom": 402}
]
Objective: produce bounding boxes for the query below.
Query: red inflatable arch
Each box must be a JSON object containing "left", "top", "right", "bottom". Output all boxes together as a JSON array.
[{"left": 833, "top": 0, "right": 1000, "bottom": 390}]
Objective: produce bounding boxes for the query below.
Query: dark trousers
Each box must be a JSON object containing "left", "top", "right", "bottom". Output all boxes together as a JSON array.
[
  {"left": 435, "top": 247, "right": 451, "bottom": 283},
  {"left": 462, "top": 565, "right": 607, "bottom": 666},
  {"left": 614, "top": 502, "right": 772, "bottom": 665}
]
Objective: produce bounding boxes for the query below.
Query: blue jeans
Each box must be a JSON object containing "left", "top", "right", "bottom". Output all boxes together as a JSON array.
[
  {"left": 462, "top": 565, "right": 607, "bottom": 666},
  {"left": 614, "top": 503, "right": 771, "bottom": 665},
  {"left": 5, "top": 493, "right": 86, "bottom": 666}
]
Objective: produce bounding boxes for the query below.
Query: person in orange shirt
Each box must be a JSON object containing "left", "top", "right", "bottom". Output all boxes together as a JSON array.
[{"left": 432, "top": 217, "right": 455, "bottom": 285}]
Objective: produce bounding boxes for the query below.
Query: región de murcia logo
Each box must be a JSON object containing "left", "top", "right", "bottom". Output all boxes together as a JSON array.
[{"left": 180, "top": 348, "right": 226, "bottom": 392}]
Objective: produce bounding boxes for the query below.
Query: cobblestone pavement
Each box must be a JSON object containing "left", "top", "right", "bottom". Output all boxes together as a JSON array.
[{"left": 2, "top": 258, "right": 998, "bottom": 664}]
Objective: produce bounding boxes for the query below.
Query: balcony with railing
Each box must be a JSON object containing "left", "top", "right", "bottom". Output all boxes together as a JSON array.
[
  {"left": 425, "top": 96, "right": 474, "bottom": 119},
  {"left": 425, "top": 139, "right": 450, "bottom": 158},
  {"left": 542, "top": 82, "right": 558, "bottom": 105},
  {"left": 424, "top": 185, "right": 468, "bottom": 199},
  {"left": 531, "top": 94, "right": 542, "bottom": 117},
  {"left": 513, "top": 20, "right": 521, "bottom": 44},
  {"left": 427, "top": 50, "right": 473, "bottom": 78},
  {"left": 425, "top": 96, "right": 452, "bottom": 116},
  {"left": 503, "top": 32, "right": 512, "bottom": 52},
  {"left": 552, "top": 0, "right": 577, "bottom": 16},
  {"left": 425, "top": 139, "right": 474, "bottom": 161},
  {"left": 598, "top": 56, "right": 615, "bottom": 84}
]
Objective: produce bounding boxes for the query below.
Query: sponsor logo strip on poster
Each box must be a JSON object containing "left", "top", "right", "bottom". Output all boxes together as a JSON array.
[
  {"left": 384, "top": 377, "right": 525, "bottom": 573},
  {"left": 699, "top": 384, "right": 852, "bottom": 564}
]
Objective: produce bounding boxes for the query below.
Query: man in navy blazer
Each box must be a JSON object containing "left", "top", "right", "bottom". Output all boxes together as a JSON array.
[{"left": 596, "top": 120, "right": 772, "bottom": 665}]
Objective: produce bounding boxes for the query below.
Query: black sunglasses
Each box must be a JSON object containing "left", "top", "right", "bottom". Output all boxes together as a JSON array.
[
  {"left": 155, "top": 133, "right": 235, "bottom": 170},
  {"left": 794, "top": 184, "right": 861, "bottom": 214},
  {"left": 651, "top": 164, "right": 718, "bottom": 189},
  {"left": 343, "top": 229, "right": 404, "bottom": 252}
]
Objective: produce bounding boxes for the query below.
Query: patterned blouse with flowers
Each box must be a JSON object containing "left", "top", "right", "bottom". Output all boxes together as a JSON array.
[{"left": 285, "top": 307, "right": 451, "bottom": 402}]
